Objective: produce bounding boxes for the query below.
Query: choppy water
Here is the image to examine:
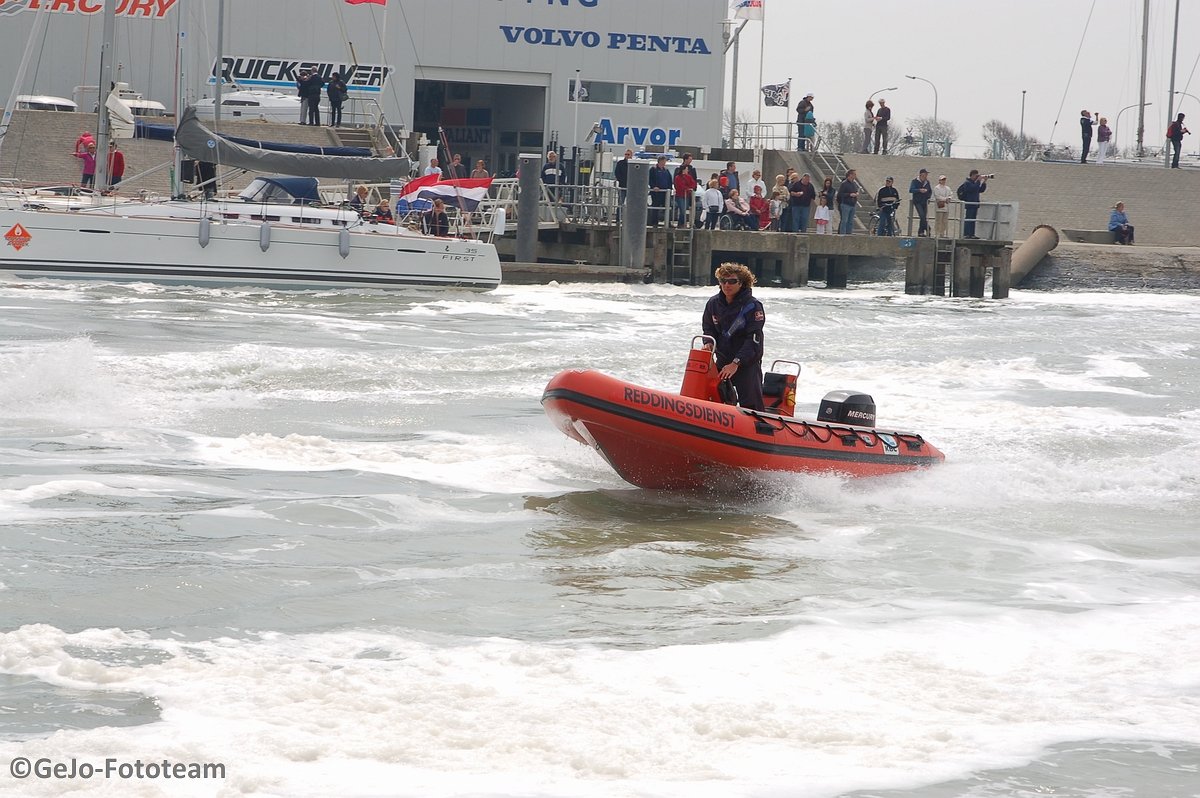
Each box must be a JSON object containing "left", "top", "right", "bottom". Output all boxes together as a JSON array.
[{"left": 1, "top": 278, "right": 1198, "bottom": 797}]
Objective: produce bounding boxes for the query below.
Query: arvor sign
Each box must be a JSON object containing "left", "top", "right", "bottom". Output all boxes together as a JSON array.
[{"left": 595, "top": 118, "right": 682, "bottom": 148}]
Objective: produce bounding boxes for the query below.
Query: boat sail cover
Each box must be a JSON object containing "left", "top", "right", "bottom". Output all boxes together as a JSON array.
[{"left": 174, "top": 107, "right": 414, "bottom": 181}]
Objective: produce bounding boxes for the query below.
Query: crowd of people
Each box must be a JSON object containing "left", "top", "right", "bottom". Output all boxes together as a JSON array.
[{"left": 599, "top": 150, "right": 1000, "bottom": 238}]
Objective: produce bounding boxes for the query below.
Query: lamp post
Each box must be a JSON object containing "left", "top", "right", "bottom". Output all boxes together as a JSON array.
[
  {"left": 904, "top": 74, "right": 938, "bottom": 125},
  {"left": 1019, "top": 90, "right": 1026, "bottom": 160},
  {"left": 1173, "top": 90, "right": 1200, "bottom": 109},
  {"left": 1115, "top": 101, "right": 1151, "bottom": 156},
  {"left": 869, "top": 86, "right": 897, "bottom": 101}
]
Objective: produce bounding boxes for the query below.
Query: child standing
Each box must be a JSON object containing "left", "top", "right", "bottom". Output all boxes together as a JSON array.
[{"left": 813, "top": 194, "right": 832, "bottom": 234}]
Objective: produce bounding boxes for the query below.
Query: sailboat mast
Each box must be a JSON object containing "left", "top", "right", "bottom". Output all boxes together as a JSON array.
[
  {"left": 214, "top": 0, "right": 225, "bottom": 125},
  {"left": 1136, "top": 0, "right": 1149, "bottom": 157},
  {"left": 94, "top": 0, "right": 117, "bottom": 191},
  {"left": 171, "top": 0, "right": 186, "bottom": 198}
]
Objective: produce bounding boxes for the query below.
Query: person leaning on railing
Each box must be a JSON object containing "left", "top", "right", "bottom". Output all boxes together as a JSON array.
[{"left": 931, "top": 175, "right": 953, "bottom": 238}]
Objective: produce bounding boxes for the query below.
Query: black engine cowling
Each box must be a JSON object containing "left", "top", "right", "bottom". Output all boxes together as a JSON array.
[{"left": 818, "top": 390, "right": 876, "bottom": 427}]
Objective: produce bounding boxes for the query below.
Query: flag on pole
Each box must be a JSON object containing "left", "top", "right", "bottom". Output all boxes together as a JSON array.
[
  {"left": 345, "top": 0, "right": 386, "bottom": 5},
  {"left": 732, "top": 0, "right": 764, "bottom": 20},
  {"left": 761, "top": 80, "right": 790, "bottom": 108}
]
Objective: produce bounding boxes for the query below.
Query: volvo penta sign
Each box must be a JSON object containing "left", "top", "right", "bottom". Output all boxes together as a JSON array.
[{"left": 499, "top": 26, "right": 710, "bottom": 54}]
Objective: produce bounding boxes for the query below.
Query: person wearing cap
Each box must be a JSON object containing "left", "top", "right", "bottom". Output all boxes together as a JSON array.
[
  {"left": 874, "top": 98, "right": 892, "bottom": 155},
  {"left": 874, "top": 177, "right": 900, "bottom": 236},
  {"left": 956, "top": 169, "right": 989, "bottom": 238},
  {"left": 648, "top": 155, "right": 673, "bottom": 227},
  {"left": 909, "top": 168, "right": 932, "bottom": 237},
  {"left": 796, "top": 93, "right": 814, "bottom": 151},
  {"left": 931, "top": 175, "right": 953, "bottom": 238}
]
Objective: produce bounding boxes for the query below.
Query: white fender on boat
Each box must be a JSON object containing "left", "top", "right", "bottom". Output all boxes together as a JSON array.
[
  {"left": 198, "top": 216, "right": 210, "bottom": 248},
  {"left": 259, "top": 222, "right": 271, "bottom": 251},
  {"left": 492, "top": 207, "right": 506, "bottom": 236},
  {"left": 338, "top": 226, "right": 350, "bottom": 258}
]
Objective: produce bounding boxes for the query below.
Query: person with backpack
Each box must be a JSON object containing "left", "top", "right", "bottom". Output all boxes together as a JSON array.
[
  {"left": 956, "top": 169, "right": 989, "bottom": 239},
  {"left": 796, "top": 93, "right": 814, "bottom": 151},
  {"left": 1167, "top": 113, "right": 1190, "bottom": 169},
  {"left": 326, "top": 71, "right": 348, "bottom": 127}
]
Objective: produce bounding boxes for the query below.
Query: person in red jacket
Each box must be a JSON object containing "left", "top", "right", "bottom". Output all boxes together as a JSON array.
[
  {"left": 672, "top": 153, "right": 698, "bottom": 228},
  {"left": 106, "top": 141, "right": 126, "bottom": 191},
  {"left": 748, "top": 185, "right": 770, "bottom": 231}
]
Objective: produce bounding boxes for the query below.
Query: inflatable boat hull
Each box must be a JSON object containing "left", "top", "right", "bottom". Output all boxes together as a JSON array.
[{"left": 542, "top": 369, "right": 944, "bottom": 490}]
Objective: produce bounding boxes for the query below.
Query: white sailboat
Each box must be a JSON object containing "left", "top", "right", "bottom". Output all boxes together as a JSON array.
[{"left": 0, "top": 1, "right": 502, "bottom": 292}]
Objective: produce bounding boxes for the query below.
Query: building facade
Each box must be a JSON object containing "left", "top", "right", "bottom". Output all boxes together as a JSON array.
[{"left": 1, "top": 0, "right": 728, "bottom": 176}]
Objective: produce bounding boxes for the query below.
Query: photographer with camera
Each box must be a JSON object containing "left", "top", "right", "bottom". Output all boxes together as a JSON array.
[{"left": 956, "top": 169, "right": 990, "bottom": 239}]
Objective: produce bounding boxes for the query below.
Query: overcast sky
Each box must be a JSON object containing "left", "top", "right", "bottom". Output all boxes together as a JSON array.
[{"left": 728, "top": 0, "right": 1200, "bottom": 157}]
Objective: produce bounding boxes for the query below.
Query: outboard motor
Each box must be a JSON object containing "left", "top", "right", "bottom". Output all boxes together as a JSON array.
[{"left": 818, "top": 390, "right": 876, "bottom": 427}]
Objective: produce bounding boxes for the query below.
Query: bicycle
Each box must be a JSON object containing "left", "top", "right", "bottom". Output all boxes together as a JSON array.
[{"left": 869, "top": 200, "right": 900, "bottom": 236}]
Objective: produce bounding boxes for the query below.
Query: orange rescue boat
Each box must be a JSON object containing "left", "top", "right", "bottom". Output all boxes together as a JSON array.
[{"left": 542, "top": 336, "right": 944, "bottom": 490}]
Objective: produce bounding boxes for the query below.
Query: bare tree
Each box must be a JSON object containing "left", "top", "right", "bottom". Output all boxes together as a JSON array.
[
  {"left": 982, "top": 119, "right": 1046, "bottom": 160},
  {"left": 816, "top": 120, "right": 859, "bottom": 154},
  {"left": 888, "top": 115, "right": 959, "bottom": 155},
  {"left": 722, "top": 108, "right": 758, "bottom": 149}
]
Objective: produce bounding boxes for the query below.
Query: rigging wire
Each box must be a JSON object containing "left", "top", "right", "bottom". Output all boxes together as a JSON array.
[
  {"left": 1047, "top": 0, "right": 1099, "bottom": 146},
  {"left": 6, "top": 17, "right": 54, "bottom": 179}
]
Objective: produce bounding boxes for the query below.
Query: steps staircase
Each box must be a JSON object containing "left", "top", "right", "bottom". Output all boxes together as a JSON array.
[{"left": 332, "top": 126, "right": 376, "bottom": 153}]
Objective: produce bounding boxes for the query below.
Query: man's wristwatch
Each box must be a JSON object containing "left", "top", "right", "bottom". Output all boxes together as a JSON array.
[{"left": 732, "top": 358, "right": 741, "bottom": 366}]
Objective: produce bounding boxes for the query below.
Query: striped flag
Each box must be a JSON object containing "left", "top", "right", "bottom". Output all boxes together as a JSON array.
[
  {"left": 732, "top": 0, "right": 764, "bottom": 20},
  {"left": 345, "top": 0, "right": 386, "bottom": 5},
  {"left": 400, "top": 174, "right": 493, "bottom": 212}
]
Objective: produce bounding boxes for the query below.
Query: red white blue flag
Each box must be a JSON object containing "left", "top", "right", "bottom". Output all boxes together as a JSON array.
[
  {"left": 732, "top": 0, "right": 764, "bottom": 20},
  {"left": 345, "top": 0, "right": 386, "bottom": 6},
  {"left": 400, "top": 175, "right": 493, "bottom": 212}
]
